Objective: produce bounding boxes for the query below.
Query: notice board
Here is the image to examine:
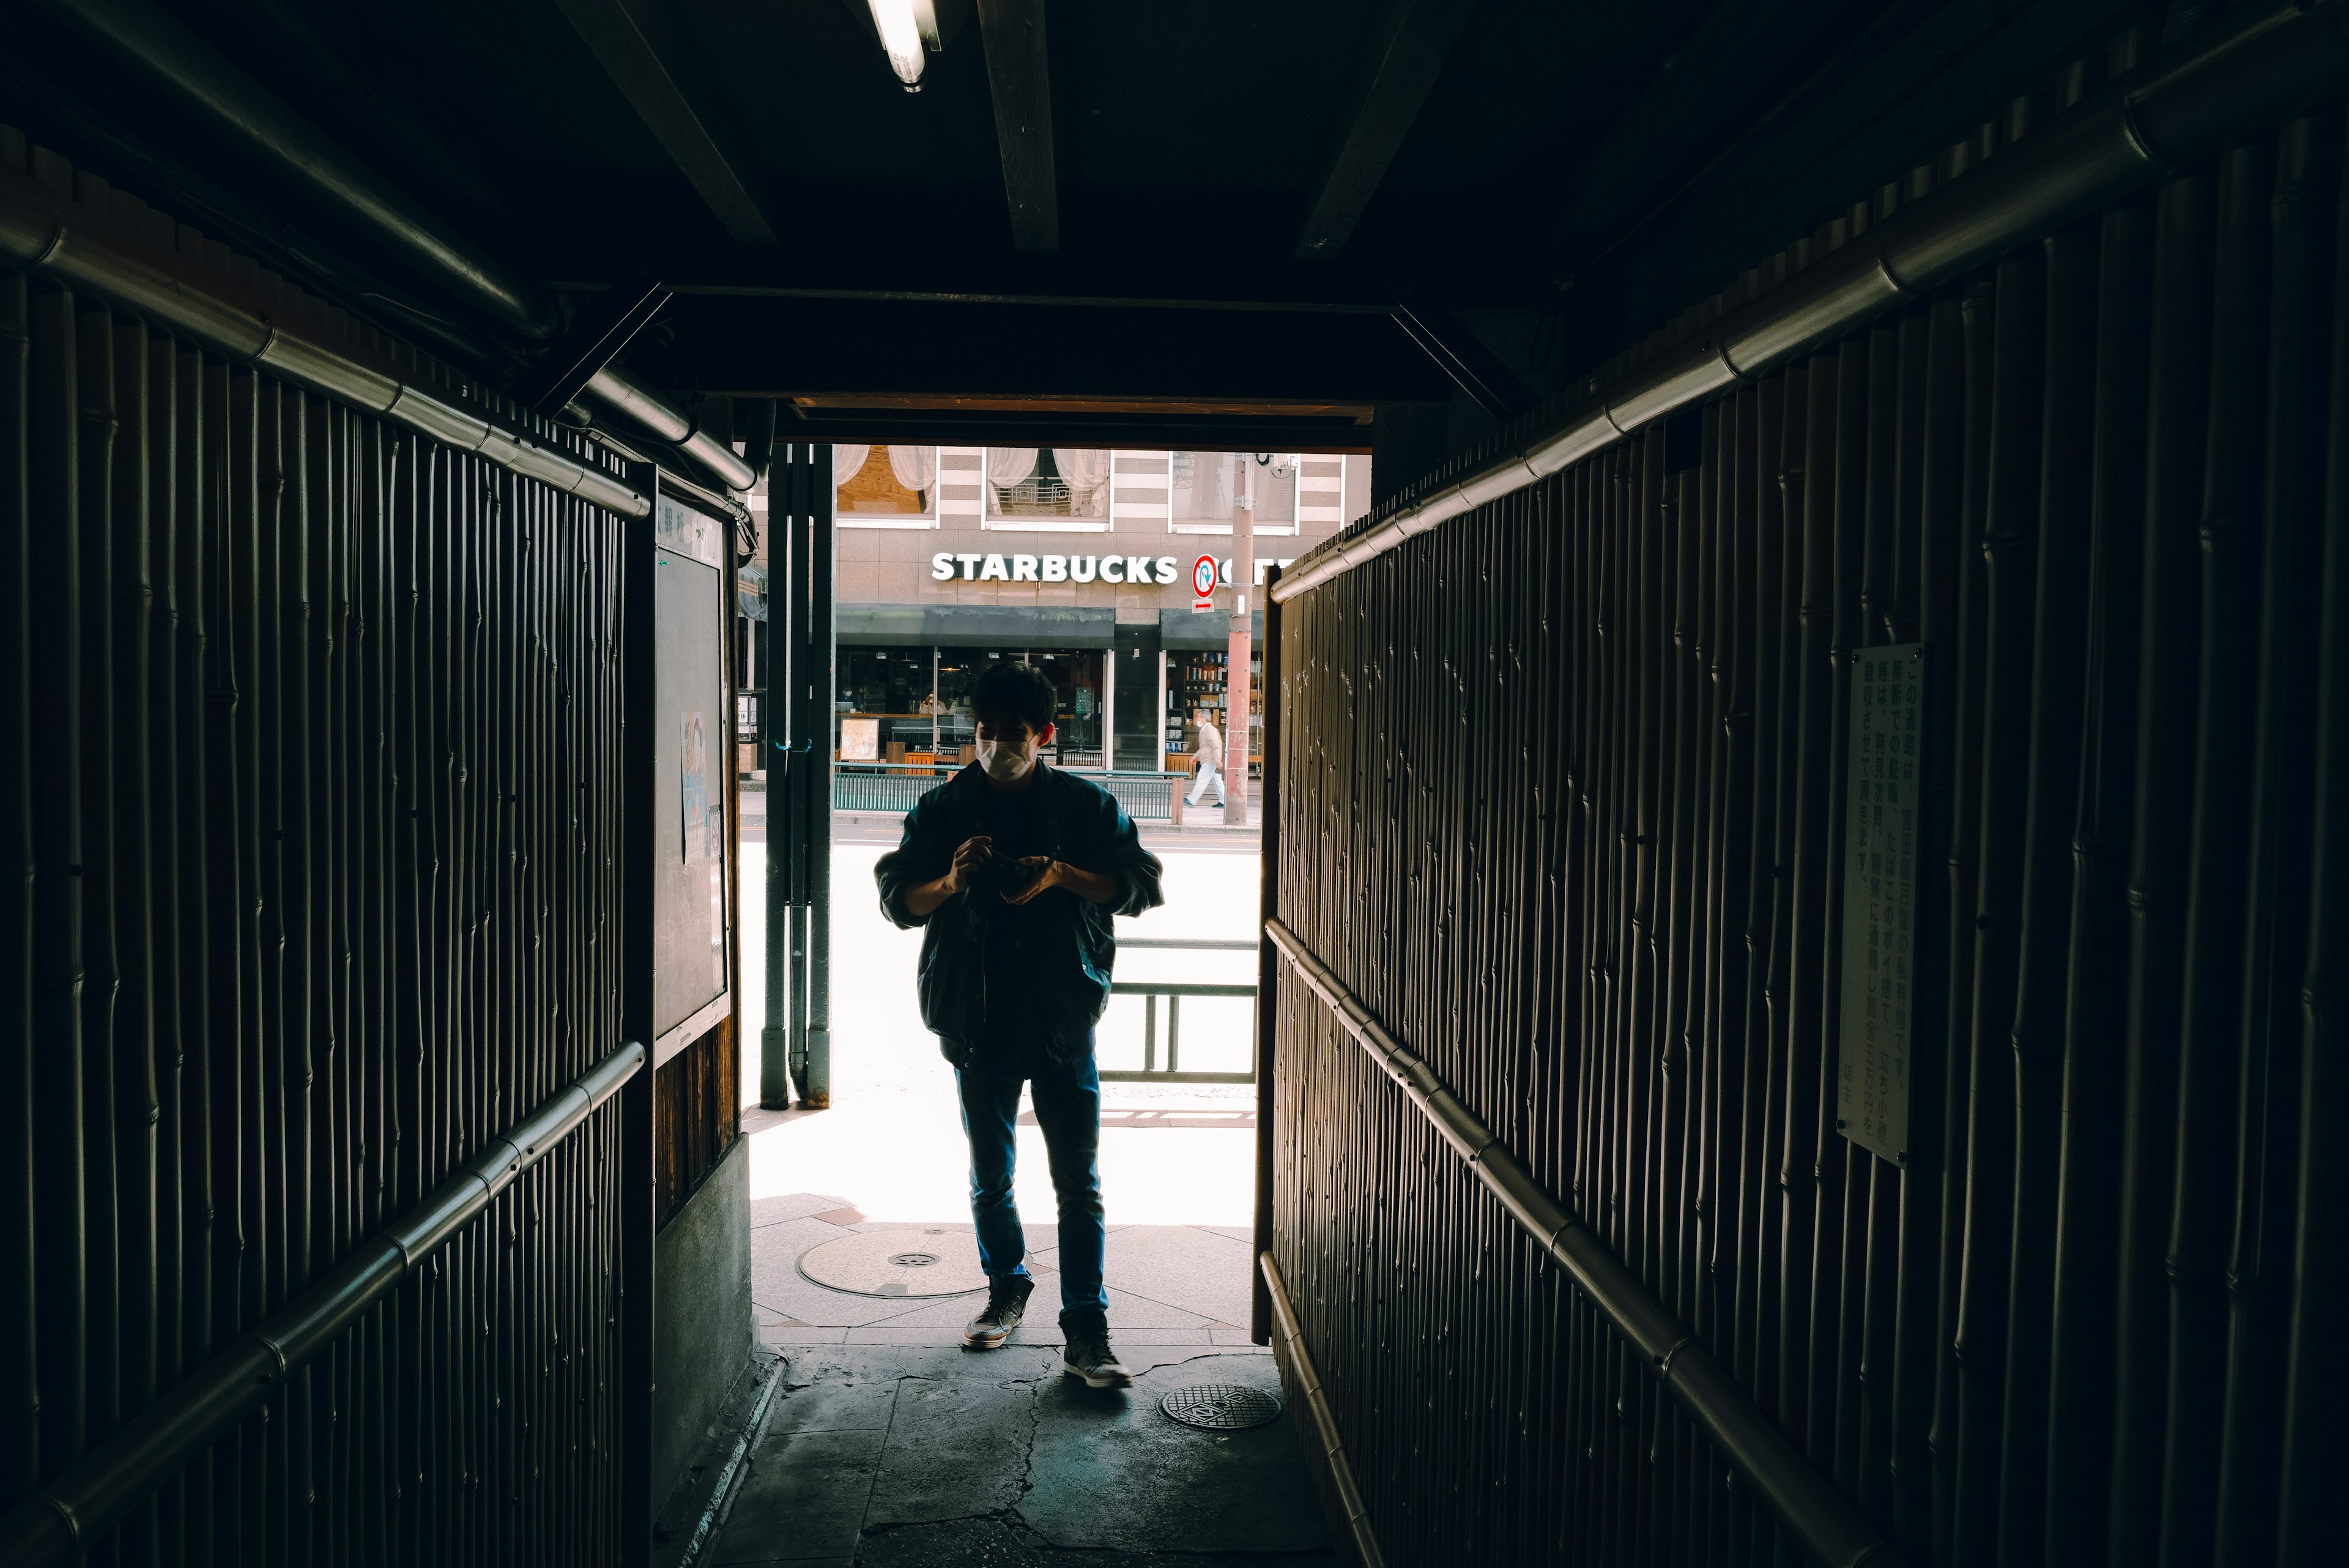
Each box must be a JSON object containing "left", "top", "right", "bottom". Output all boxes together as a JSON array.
[
  {"left": 1837, "top": 643, "right": 1923, "bottom": 1165},
  {"left": 651, "top": 495, "right": 732, "bottom": 1042}
]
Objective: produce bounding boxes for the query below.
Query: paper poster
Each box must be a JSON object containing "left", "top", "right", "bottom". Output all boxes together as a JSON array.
[{"left": 681, "top": 710, "right": 711, "bottom": 863}]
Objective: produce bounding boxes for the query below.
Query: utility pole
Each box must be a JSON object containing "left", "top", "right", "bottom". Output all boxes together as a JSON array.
[{"left": 1226, "top": 455, "right": 1255, "bottom": 827}]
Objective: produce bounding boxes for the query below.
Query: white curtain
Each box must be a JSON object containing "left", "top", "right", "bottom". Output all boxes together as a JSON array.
[
  {"left": 985, "top": 447, "right": 1037, "bottom": 486},
  {"left": 1173, "top": 450, "right": 1233, "bottom": 519},
  {"left": 887, "top": 445, "right": 938, "bottom": 492},
  {"left": 1051, "top": 448, "right": 1110, "bottom": 490},
  {"left": 832, "top": 444, "right": 870, "bottom": 486}
]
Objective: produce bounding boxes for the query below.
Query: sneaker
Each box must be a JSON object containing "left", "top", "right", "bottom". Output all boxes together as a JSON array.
[
  {"left": 963, "top": 1275, "right": 1034, "bottom": 1350},
  {"left": 1060, "top": 1316, "right": 1134, "bottom": 1389}
]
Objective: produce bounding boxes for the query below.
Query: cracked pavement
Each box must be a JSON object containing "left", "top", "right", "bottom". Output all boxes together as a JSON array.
[{"left": 703, "top": 1344, "right": 1339, "bottom": 1566}]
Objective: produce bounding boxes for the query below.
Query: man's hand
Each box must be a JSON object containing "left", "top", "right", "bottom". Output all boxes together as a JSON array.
[
  {"left": 1005, "top": 855, "right": 1120, "bottom": 907},
  {"left": 946, "top": 836, "right": 993, "bottom": 894},
  {"left": 905, "top": 835, "right": 993, "bottom": 917}
]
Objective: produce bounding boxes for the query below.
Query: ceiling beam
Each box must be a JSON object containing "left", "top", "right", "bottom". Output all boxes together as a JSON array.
[
  {"left": 551, "top": 0, "right": 779, "bottom": 243},
  {"left": 1293, "top": 0, "right": 1477, "bottom": 262},
  {"left": 653, "top": 294, "right": 1455, "bottom": 405},
  {"left": 776, "top": 406, "right": 1375, "bottom": 453},
  {"left": 974, "top": 0, "right": 1058, "bottom": 255}
]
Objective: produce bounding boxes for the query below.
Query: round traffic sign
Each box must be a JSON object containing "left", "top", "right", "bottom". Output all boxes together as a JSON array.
[{"left": 1191, "top": 554, "right": 1219, "bottom": 596}]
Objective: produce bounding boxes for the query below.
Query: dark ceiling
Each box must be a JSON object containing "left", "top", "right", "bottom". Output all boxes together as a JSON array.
[{"left": 8, "top": 0, "right": 2158, "bottom": 451}]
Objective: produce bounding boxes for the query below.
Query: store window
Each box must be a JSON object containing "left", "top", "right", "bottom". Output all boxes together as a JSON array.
[
  {"left": 878, "top": 648, "right": 1110, "bottom": 770},
  {"left": 1171, "top": 451, "right": 1310, "bottom": 536},
  {"left": 981, "top": 448, "right": 1111, "bottom": 531},
  {"left": 834, "top": 445, "right": 938, "bottom": 528},
  {"left": 837, "top": 645, "right": 941, "bottom": 764},
  {"left": 1028, "top": 648, "right": 1107, "bottom": 769}
]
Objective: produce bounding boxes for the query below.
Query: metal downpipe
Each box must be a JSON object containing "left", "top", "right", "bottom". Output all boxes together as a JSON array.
[
  {"left": 1272, "top": 0, "right": 2349, "bottom": 606},
  {"left": 23, "top": 0, "right": 556, "bottom": 341},
  {"left": 0, "top": 166, "right": 650, "bottom": 517},
  {"left": 585, "top": 364, "right": 758, "bottom": 494},
  {"left": 21, "top": 0, "right": 751, "bottom": 497}
]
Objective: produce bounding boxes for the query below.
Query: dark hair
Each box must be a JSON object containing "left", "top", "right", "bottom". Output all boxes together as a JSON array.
[{"left": 970, "top": 661, "right": 1056, "bottom": 732}]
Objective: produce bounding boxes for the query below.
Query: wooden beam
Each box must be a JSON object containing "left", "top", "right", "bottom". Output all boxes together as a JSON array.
[
  {"left": 552, "top": 0, "right": 779, "bottom": 243},
  {"left": 1294, "top": 0, "right": 1477, "bottom": 262},
  {"left": 974, "top": 0, "right": 1059, "bottom": 255}
]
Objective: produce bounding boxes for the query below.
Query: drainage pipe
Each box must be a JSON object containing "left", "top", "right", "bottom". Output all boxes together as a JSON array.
[
  {"left": 1271, "top": 0, "right": 2349, "bottom": 606},
  {"left": 587, "top": 362, "right": 759, "bottom": 493},
  {"left": 0, "top": 166, "right": 651, "bottom": 518},
  {"left": 24, "top": 0, "right": 557, "bottom": 340},
  {"left": 1263, "top": 918, "right": 1905, "bottom": 1568},
  {"left": 0, "top": 1039, "right": 647, "bottom": 1568},
  {"left": 23, "top": 0, "right": 752, "bottom": 494}
]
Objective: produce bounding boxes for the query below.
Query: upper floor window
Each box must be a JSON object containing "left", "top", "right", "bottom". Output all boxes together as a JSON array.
[
  {"left": 833, "top": 445, "right": 938, "bottom": 529},
  {"left": 836, "top": 446, "right": 1352, "bottom": 535}
]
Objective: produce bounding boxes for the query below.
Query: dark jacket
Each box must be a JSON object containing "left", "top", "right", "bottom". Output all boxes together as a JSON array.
[{"left": 874, "top": 764, "right": 1164, "bottom": 1067}]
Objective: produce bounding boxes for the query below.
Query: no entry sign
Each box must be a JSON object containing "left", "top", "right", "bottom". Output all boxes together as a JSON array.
[{"left": 1191, "top": 553, "right": 1218, "bottom": 612}]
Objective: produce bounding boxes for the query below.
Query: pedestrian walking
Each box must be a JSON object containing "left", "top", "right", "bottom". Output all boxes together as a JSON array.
[{"left": 1186, "top": 708, "right": 1226, "bottom": 808}]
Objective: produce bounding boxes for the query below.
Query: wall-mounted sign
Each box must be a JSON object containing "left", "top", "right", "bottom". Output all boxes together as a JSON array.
[
  {"left": 926, "top": 552, "right": 1300, "bottom": 587},
  {"left": 931, "top": 552, "right": 1179, "bottom": 584},
  {"left": 1838, "top": 643, "right": 1924, "bottom": 1166}
]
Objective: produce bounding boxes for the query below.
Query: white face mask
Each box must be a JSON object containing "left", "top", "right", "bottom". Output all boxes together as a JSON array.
[{"left": 976, "top": 736, "right": 1037, "bottom": 783}]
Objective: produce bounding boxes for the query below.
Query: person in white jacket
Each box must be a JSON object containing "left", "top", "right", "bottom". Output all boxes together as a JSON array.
[{"left": 1186, "top": 709, "right": 1226, "bottom": 807}]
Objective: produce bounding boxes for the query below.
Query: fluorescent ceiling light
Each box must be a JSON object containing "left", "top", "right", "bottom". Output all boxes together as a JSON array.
[{"left": 867, "top": 0, "right": 940, "bottom": 92}]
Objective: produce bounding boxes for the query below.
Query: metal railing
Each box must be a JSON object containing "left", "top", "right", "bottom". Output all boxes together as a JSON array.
[
  {"left": 0, "top": 1041, "right": 647, "bottom": 1568},
  {"left": 1100, "top": 937, "right": 1257, "bottom": 1083},
  {"left": 831, "top": 765, "right": 1183, "bottom": 822},
  {"left": 1266, "top": 923, "right": 1899, "bottom": 1568}
]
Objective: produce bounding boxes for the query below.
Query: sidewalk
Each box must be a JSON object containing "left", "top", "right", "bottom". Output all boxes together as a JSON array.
[{"left": 735, "top": 834, "right": 1265, "bottom": 1354}]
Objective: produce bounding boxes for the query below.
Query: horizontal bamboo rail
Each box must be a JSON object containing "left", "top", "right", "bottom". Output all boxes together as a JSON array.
[
  {"left": 1266, "top": 920, "right": 1902, "bottom": 1568},
  {"left": 1272, "top": 0, "right": 2349, "bottom": 605},
  {"left": 0, "top": 1042, "right": 645, "bottom": 1567}
]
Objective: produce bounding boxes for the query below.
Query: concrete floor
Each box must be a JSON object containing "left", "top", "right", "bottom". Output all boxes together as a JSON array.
[
  {"left": 749, "top": 1192, "right": 1260, "bottom": 1348},
  {"left": 696, "top": 806, "right": 1313, "bottom": 1564},
  {"left": 696, "top": 1343, "right": 1337, "bottom": 1567}
]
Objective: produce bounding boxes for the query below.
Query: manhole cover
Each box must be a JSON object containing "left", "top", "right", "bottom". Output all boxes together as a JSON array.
[
  {"left": 1160, "top": 1384, "right": 1283, "bottom": 1430},
  {"left": 798, "top": 1228, "right": 987, "bottom": 1297}
]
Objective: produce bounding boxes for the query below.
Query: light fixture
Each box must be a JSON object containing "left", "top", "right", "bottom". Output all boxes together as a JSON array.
[{"left": 866, "top": 0, "right": 941, "bottom": 92}]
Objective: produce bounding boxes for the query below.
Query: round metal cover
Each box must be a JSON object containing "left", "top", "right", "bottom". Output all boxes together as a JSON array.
[
  {"left": 1160, "top": 1384, "right": 1283, "bottom": 1431},
  {"left": 796, "top": 1227, "right": 987, "bottom": 1298}
]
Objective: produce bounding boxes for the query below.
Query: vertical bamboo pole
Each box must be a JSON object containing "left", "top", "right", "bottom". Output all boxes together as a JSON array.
[
  {"left": 0, "top": 263, "right": 37, "bottom": 1509},
  {"left": 2158, "top": 137, "right": 2273, "bottom": 1568},
  {"left": 2210, "top": 113, "right": 2337, "bottom": 1567}
]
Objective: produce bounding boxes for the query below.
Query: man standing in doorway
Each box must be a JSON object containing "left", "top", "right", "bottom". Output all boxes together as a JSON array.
[
  {"left": 875, "top": 662, "right": 1164, "bottom": 1387},
  {"left": 1186, "top": 707, "right": 1226, "bottom": 809}
]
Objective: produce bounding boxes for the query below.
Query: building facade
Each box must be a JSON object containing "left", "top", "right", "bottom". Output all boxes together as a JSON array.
[{"left": 759, "top": 445, "right": 1370, "bottom": 775}]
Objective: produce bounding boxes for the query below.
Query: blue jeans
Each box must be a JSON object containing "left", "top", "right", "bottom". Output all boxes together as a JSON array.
[{"left": 954, "top": 1043, "right": 1109, "bottom": 1323}]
